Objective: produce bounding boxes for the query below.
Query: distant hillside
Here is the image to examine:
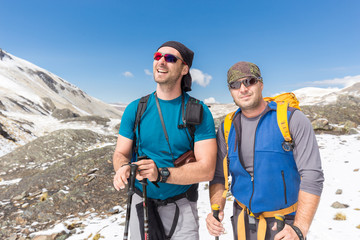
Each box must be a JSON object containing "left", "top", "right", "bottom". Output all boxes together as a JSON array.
[
  {"left": 0, "top": 48, "right": 122, "bottom": 156},
  {"left": 0, "top": 48, "right": 121, "bottom": 118},
  {"left": 293, "top": 82, "right": 360, "bottom": 105}
]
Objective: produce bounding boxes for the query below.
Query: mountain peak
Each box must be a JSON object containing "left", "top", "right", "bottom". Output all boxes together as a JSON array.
[
  {"left": 341, "top": 82, "right": 360, "bottom": 93},
  {"left": 0, "top": 48, "right": 13, "bottom": 61},
  {"left": 0, "top": 49, "right": 121, "bottom": 118},
  {"left": 293, "top": 82, "right": 360, "bottom": 106},
  {"left": 0, "top": 49, "right": 123, "bottom": 156}
]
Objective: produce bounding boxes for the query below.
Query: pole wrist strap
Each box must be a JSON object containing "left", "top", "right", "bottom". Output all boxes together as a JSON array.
[
  {"left": 121, "top": 162, "right": 131, "bottom": 168},
  {"left": 151, "top": 166, "right": 160, "bottom": 188},
  {"left": 290, "top": 224, "right": 305, "bottom": 240}
]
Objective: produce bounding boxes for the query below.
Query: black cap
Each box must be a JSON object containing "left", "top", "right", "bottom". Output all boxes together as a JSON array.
[{"left": 158, "top": 41, "right": 194, "bottom": 92}]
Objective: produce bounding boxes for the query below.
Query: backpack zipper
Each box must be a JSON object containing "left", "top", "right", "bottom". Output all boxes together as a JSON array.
[{"left": 281, "top": 170, "right": 288, "bottom": 204}]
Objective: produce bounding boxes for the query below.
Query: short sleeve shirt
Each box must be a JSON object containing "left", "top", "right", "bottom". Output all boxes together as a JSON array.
[{"left": 119, "top": 92, "right": 216, "bottom": 199}]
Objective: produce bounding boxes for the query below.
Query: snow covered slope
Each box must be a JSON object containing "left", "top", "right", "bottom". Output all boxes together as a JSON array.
[
  {"left": 0, "top": 49, "right": 120, "bottom": 118},
  {"left": 0, "top": 48, "right": 122, "bottom": 156},
  {"left": 293, "top": 82, "right": 360, "bottom": 106}
]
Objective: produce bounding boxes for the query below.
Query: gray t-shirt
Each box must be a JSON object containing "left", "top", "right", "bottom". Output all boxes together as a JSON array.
[{"left": 211, "top": 106, "right": 324, "bottom": 196}]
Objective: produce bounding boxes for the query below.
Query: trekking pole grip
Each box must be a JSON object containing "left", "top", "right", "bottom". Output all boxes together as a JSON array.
[
  {"left": 212, "top": 204, "right": 220, "bottom": 240},
  {"left": 128, "top": 164, "right": 138, "bottom": 195},
  {"left": 275, "top": 214, "right": 285, "bottom": 232}
]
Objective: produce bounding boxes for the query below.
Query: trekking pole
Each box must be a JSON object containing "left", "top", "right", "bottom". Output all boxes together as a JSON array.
[
  {"left": 123, "top": 164, "right": 138, "bottom": 240},
  {"left": 275, "top": 214, "right": 285, "bottom": 232},
  {"left": 212, "top": 204, "right": 221, "bottom": 240},
  {"left": 141, "top": 178, "right": 149, "bottom": 240},
  {"left": 137, "top": 156, "right": 149, "bottom": 240}
]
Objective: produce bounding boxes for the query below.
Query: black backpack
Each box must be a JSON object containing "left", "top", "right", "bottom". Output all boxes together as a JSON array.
[{"left": 132, "top": 94, "right": 203, "bottom": 157}]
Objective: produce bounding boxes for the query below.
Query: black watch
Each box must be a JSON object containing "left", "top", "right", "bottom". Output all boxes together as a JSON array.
[{"left": 160, "top": 167, "right": 170, "bottom": 183}]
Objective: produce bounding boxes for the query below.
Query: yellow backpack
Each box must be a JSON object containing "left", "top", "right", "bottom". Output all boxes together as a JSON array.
[
  {"left": 263, "top": 92, "right": 301, "bottom": 143},
  {"left": 222, "top": 92, "right": 301, "bottom": 199}
]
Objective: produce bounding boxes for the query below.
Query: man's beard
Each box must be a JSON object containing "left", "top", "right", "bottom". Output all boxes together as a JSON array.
[
  {"left": 234, "top": 95, "right": 262, "bottom": 111},
  {"left": 154, "top": 71, "right": 182, "bottom": 90}
]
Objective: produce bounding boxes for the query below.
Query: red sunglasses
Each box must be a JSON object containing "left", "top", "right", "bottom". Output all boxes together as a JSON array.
[
  {"left": 154, "top": 52, "right": 187, "bottom": 65},
  {"left": 229, "top": 77, "right": 262, "bottom": 89}
]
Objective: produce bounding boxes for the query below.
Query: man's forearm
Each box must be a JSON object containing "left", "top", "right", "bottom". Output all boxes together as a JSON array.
[
  {"left": 113, "top": 151, "right": 131, "bottom": 172},
  {"left": 166, "top": 138, "right": 217, "bottom": 185},
  {"left": 112, "top": 135, "right": 134, "bottom": 172},
  {"left": 166, "top": 160, "right": 215, "bottom": 185},
  {"left": 209, "top": 183, "right": 227, "bottom": 211},
  {"left": 294, "top": 190, "right": 321, "bottom": 237}
]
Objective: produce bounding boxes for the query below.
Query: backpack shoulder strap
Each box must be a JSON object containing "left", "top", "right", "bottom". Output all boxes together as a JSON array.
[
  {"left": 184, "top": 96, "right": 203, "bottom": 148},
  {"left": 188, "top": 96, "right": 198, "bottom": 102},
  {"left": 133, "top": 94, "right": 151, "bottom": 155},
  {"left": 222, "top": 111, "right": 236, "bottom": 199},
  {"left": 133, "top": 94, "right": 150, "bottom": 133},
  {"left": 186, "top": 96, "right": 199, "bottom": 134},
  {"left": 264, "top": 92, "right": 301, "bottom": 143},
  {"left": 277, "top": 101, "right": 292, "bottom": 142}
]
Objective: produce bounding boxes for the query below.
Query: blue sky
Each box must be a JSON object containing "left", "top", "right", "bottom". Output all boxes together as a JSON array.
[{"left": 1, "top": 0, "right": 360, "bottom": 103}]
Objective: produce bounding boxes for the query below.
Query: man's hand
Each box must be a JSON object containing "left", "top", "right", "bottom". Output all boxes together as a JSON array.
[
  {"left": 135, "top": 159, "right": 159, "bottom": 182},
  {"left": 274, "top": 190, "right": 320, "bottom": 239},
  {"left": 113, "top": 164, "right": 131, "bottom": 191},
  {"left": 206, "top": 210, "right": 225, "bottom": 237},
  {"left": 273, "top": 224, "right": 299, "bottom": 240}
]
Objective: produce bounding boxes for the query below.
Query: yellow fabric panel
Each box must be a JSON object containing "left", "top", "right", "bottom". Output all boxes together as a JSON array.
[{"left": 222, "top": 111, "right": 235, "bottom": 199}]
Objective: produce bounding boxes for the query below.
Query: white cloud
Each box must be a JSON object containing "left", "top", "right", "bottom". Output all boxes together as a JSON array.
[
  {"left": 144, "top": 69, "right": 152, "bottom": 76},
  {"left": 123, "top": 71, "right": 134, "bottom": 77},
  {"left": 190, "top": 68, "right": 212, "bottom": 87},
  {"left": 307, "top": 75, "right": 360, "bottom": 88},
  {"left": 204, "top": 97, "right": 218, "bottom": 104}
]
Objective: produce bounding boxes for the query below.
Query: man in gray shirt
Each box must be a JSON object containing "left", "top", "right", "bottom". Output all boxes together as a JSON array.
[{"left": 206, "top": 61, "right": 324, "bottom": 240}]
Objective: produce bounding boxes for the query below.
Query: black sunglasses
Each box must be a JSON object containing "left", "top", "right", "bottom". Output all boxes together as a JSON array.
[
  {"left": 229, "top": 77, "right": 262, "bottom": 89},
  {"left": 153, "top": 52, "right": 187, "bottom": 65}
]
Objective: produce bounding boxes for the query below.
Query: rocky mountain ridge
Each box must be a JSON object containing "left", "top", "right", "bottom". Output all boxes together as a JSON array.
[
  {"left": 0, "top": 49, "right": 121, "bottom": 118},
  {"left": 293, "top": 81, "right": 360, "bottom": 105},
  {"left": 0, "top": 49, "right": 123, "bottom": 157}
]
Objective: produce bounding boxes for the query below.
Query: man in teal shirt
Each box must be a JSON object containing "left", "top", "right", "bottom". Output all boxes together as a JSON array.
[{"left": 113, "top": 41, "right": 217, "bottom": 240}]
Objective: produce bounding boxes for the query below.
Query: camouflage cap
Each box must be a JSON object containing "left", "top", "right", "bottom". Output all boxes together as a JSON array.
[{"left": 227, "top": 61, "right": 262, "bottom": 84}]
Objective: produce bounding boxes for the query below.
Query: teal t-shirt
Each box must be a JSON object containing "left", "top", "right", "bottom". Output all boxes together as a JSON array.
[{"left": 119, "top": 92, "right": 216, "bottom": 200}]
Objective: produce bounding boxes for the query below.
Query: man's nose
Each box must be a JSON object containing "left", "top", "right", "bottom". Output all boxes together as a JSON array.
[
  {"left": 238, "top": 82, "right": 249, "bottom": 93},
  {"left": 158, "top": 56, "right": 166, "bottom": 64}
]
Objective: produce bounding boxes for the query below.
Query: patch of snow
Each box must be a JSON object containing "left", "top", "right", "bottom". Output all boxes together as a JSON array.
[
  {"left": 0, "top": 178, "right": 22, "bottom": 186},
  {"left": 0, "top": 111, "right": 120, "bottom": 157},
  {"left": 208, "top": 103, "right": 238, "bottom": 118},
  {"left": 293, "top": 87, "right": 340, "bottom": 105},
  {"left": 85, "top": 143, "right": 115, "bottom": 152}
]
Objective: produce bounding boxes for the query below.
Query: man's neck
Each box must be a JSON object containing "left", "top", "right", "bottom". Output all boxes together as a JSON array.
[
  {"left": 156, "top": 84, "right": 182, "bottom": 100},
  {"left": 241, "top": 100, "right": 268, "bottom": 118}
]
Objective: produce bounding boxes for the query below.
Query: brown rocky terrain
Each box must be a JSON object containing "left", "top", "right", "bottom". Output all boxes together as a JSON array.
[{"left": 0, "top": 129, "right": 127, "bottom": 239}]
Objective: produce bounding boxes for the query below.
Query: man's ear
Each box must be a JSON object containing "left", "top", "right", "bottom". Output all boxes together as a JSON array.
[{"left": 182, "top": 65, "right": 189, "bottom": 76}]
